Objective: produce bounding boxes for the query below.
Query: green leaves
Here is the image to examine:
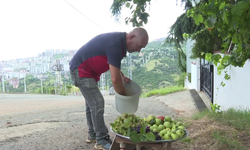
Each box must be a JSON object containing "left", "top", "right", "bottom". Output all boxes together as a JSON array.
[
  {"left": 193, "top": 14, "right": 204, "bottom": 25},
  {"left": 124, "top": 117, "right": 132, "bottom": 128},
  {"left": 204, "top": 16, "right": 216, "bottom": 28},
  {"left": 129, "top": 125, "right": 156, "bottom": 143},
  {"left": 219, "top": 2, "right": 226, "bottom": 10},
  {"left": 231, "top": 1, "right": 248, "bottom": 16},
  {"left": 130, "top": 131, "right": 141, "bottom": 143},
  {"left": 126, "top": 2, "right": 130, "bottom": 8},
  {"left": 187, "top": 0, "right": 250, "bottom": 85},
  {"left": 187, "top": 10, "right": 203, "bottom": 25},
  {"left": 111, "top": 0, "right": 150, "bottom": 27}
]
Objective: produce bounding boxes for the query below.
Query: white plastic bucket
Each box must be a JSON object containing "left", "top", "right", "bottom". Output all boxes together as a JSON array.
[{"left": 114, "top": 81, "right": 141, "bottom": 114}]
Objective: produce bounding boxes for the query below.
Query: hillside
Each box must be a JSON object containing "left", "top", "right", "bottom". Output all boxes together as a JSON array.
[
  {"left": 5, "top": 38, "right": 183, "bottom": 94},
  {"left": 110, "top": 38, "right": 182, "bottom": 93}
]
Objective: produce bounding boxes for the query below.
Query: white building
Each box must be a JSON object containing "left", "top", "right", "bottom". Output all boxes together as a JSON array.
[{"left": 186, "top": 39, "right": 250, "bottom": 111}]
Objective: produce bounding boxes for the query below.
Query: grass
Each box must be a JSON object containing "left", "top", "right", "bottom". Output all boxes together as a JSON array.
[
  {"left": 141, "top": 86, "right": 185, "bottom": 97},
  {"left": 144, "top": 89, "right": 250, "bottom": 149},
  {"left": 173, "top": 108, "right": 250, "bottom": 150}
]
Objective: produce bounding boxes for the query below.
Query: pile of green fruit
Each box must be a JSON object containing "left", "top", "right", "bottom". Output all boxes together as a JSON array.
[{"left": 110, "top": 113, "right": 187, "bottom": 143}]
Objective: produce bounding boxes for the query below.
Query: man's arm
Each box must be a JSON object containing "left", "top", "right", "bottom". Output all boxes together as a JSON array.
[
  {"left": 109, "top": 64, "right": 126, "bottom": 95},
  {"left": 120, "top": 71, "right": 131, "bottom": 83}
]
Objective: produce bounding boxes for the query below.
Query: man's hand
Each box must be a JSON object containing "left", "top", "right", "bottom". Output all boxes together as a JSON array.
[
  {"left": 120, "top": 71, "right": 131, "bottom": 83},
  {"left": 122, "top": 76, "right": 131, "bottom": 83}
]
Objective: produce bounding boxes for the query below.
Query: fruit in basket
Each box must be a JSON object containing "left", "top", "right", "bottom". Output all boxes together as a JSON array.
[
  {"left": 171, "top": 132, "right": 179, "bottom": 140},
  {"left": 163, "top": 133, "right": 172, "bottom": 140},
  {"left": 164, "top": 116, "right": 172, "bottom": 122},
  {"left": 111, "top": 113, "right": 187, "bottom": 143},
  {"left": 157, "top": 115, "right": 165, "bottom": 122},
  {"left": 157, "top": 124, "right": 164, "bottom": 132},
  {"left": 158, "top": 130, "right": 165, "bottom": 137},
  {"left": 176, "top": 121, "right": 182, "bottom": 126},
  {"left": 110, "top": 113, "right": 145, "bottom": 136},
  {"left": 176, "top": 129, "right": 185, "bottom": 137},
  {"left": 147, "top": 114, "right": 156, "bottom": 122},
  {"left": 155, "top": 118, "right": 162, "bottom": 125},
  {"left": 178, "top": 125, "right": 185, "bottom": 130},
  {"left": 163, "top": 121, "right": 172, "bottom": 128}
]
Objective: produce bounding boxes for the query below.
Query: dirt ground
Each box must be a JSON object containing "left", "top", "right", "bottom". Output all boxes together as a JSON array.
[{"left": 0, "top": 90, "right": 199, "bottom": 150}]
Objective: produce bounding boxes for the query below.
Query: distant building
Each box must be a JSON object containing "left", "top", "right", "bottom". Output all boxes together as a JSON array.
[
  {"left": 9, "top": 78, "right": 19, "bottom": 88},
  {"left": 50, "top": 49, "right": 54, "bottom": 56},
  {"left": 55, "top": 49, "right": 60, "bottom": 54}
]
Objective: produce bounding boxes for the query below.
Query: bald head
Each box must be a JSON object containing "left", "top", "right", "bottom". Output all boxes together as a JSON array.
[
  {"left": 129, "top": 28, "right": 149, "bottom": 42},
  {"left": 126, "top": 27, "right": 149, "bottom": 53}
]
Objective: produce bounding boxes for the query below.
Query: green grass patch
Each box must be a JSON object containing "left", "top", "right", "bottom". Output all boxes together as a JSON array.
[
  {"left": 208, "top": 108, "right": 250, "bottom": 132},
  {"left": 142, "top": 86, "right": 185, "bottom": 97},
  {"left": 144, "top": 59, "right": 163, "bottom": 71},
  {"left": 212, "top": 130, "right": 245, "bottom": 150}
]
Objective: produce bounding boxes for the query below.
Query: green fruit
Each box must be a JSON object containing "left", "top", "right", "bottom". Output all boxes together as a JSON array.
[
  {"left": 150, "top": 126, "right": 154, "bottom": 131},
  {"left": 176, "top": 122, "right": 182, "bottom": 126},
  {"left": 172, "top": 125, "right": 177, "bottom": 130},
  {"left": 152, "top": 124, "right": 158, "bottom": 128},
  {"left": 157, "top": 124, "right": 164, "bottom": 132},
  {"left": 155, "top": 118, "right": 162, "bottom": 125},
  {"left": 147, "top": 114, "right": 156, "bottom": 122},
  {"left": 163, "top": 121, "right": 172, "bottom": 128},
  {"left": 176, "top": 129, "right": 185, "bottom": 137},
  {"left": 171, "top": 133, "right": 179, "bottom": 140},
  {"left": 163, "top": 133, "right": 172, "bottom": 140},
  {"left": 159, "top": 131, "right": 165, "bottom": 137},
  {"left": 178, "top": 125, "right": 185, "bottom": 130},
  {"left": 152, "top": 128, "right": 158, "bottom": 133},
  {"left": 165, "top": 128, "right": 171, "bottom": 131},
  {"left": 164, "top": 116, "right": 172, "bottom": 122}
]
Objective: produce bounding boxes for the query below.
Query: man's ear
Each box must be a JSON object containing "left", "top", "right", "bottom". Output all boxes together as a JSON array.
[{"left": 129, "top": 34, "right": 135, "bottom": 40}]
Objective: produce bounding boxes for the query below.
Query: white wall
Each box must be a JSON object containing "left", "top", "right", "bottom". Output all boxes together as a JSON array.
[
  {"left": 190, "top": 59, "right": 201, "bottom": 91},
  {"left": 186, "top": 39, "right": 195, "bottom": 73},
  {"left": 213, "top": 59, "right": 250, "bottom": 110}
]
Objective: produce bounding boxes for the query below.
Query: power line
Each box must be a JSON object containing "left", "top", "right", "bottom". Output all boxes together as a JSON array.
[{"left": 64, "top": 0, "right": 106, "bottom": 31}]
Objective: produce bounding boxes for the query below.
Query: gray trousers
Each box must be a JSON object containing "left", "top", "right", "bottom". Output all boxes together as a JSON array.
[{"left": 70, "top": 69, "right": 109, "bottom": 140}]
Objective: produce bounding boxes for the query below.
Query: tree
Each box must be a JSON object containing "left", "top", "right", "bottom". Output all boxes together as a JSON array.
[
  {"left": 111, "top": 0, "right": 250, "bottom": 82},
  {"left": 186, "top": 0, "right": 250, "bottom": 83},
  {"left": 110, "top": 0, "right": 196, "bottom": 73}
]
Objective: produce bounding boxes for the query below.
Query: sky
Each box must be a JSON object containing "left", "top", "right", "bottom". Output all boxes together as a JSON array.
[{"left": 0, "top": 0, "right": 185, "bottom": 61}]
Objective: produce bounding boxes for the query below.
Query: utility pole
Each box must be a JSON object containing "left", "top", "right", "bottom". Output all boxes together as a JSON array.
[
  {"left": 2, "top": 75, "right": 5, "bottom": 92},
  {"left": 54, "top": 82, "right": 56, "bottom": 95},
  {"left": 65, "top": 84, "right": 66, "bottom": 93},
  {"left": 41, "top": 79, "right": 43, "bottom": 94},
  {"left": 51, "top": 60, "right": 64, "bottom": 95},
  {"left": 128, "top": 54, "right": 133, "bottom": 80},
  {"left": 24, "top": 75, "right": 26, "bottom": 93}
]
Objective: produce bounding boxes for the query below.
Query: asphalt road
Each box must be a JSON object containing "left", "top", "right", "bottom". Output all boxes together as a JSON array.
[{"left": 0, "top": 91, "right": 198, "bottom": 150}]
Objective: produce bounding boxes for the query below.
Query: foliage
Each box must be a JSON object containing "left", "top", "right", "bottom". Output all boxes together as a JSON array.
[
  {"left": 54, "top": 54, "right": 67, "bottom": 59},
  {"left": 3, "top": 40, "right": 183, "bottom": 95},
  {"left": 142, "top": 86, "right": 185, "bottom": 97},
  {"left": 211, "top": 103, "right": 221, "bottom": 113},
  {"left": 177, "top": 72, "right": 188, "bottom": 87},
  {"left": 111, "top": 0, "right": 151, "bottom": 27},
  {"left": 165, "top": 13, "right": 202, "bottom": 72},
  {"left": 186, "top": 0, "right": 250, "bottom": 80},
  {"left": 111, "top": 0, "right": 250, "bottom": 85},
  {"left": 110, "top": 0, "right": 191, "bottom": 73}
]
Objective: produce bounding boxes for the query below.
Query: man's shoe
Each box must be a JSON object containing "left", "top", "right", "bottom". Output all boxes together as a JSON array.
[
  {"left": 86, "top": 134, "right": 96, "bottom": 143},
  {"left": 94, "top": 135, "right": 112, "bottom": 150}
]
